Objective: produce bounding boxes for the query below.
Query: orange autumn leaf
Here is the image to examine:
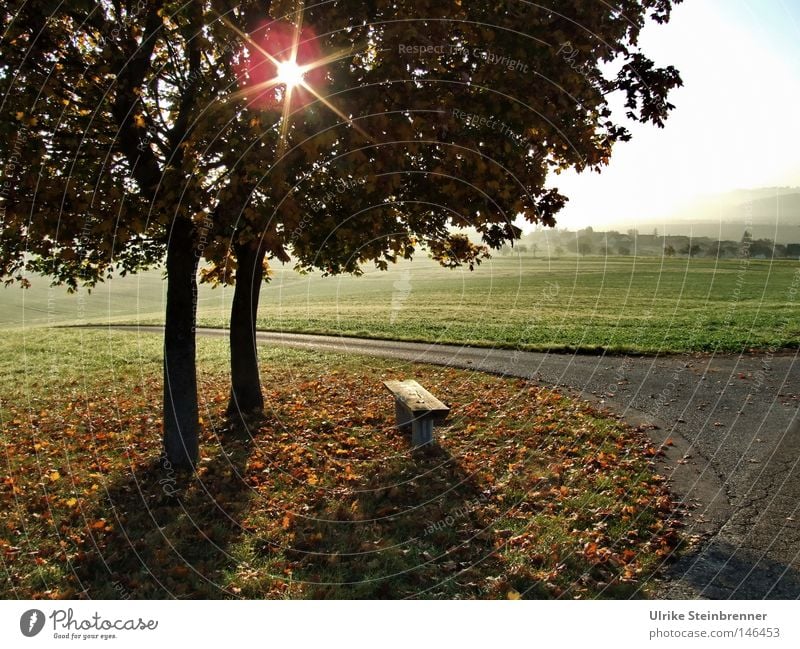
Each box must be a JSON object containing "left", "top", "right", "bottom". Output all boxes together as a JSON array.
[{"left": 170, "top": 565, "right": 190, "bottom": 578}]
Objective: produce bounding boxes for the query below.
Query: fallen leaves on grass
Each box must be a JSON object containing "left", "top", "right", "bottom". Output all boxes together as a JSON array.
[{"left": 0, "top": 333, "right": 683, "bottom": 600}]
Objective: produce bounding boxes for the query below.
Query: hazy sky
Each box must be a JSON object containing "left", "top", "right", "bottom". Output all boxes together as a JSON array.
[{"left": 548, "top": 0, "right": 800, "bottom": 230}]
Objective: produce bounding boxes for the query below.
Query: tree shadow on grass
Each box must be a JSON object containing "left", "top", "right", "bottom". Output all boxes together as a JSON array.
[
  {"left": 279, "top": 443, "right": 516, "bottom": 599},
  {"left": 67, "top": 426, "right": 678, "bottom": 599},
  {"left": 71, "top": 424, "right": 257, "bottom": 599}
]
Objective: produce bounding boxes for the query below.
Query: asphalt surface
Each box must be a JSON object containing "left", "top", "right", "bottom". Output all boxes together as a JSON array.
[{"left": 116, "top": 326, "right": 800, "bottom": 599}]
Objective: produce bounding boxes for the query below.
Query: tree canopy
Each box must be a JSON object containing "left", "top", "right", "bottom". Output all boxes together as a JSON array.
[{"left": 3, "top": 0, "right": 683, "bottom": 283}]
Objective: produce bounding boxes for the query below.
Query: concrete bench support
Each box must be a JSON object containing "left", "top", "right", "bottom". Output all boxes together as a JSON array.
[{"left": 383, "top": 380, "right": 450, "bottom": 448}]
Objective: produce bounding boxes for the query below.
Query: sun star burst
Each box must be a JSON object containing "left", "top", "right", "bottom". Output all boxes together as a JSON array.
[
  {"left": 223, "top": 2, "right": 373, "bottom": 156},
  {"left": 276, "top": 60, "right": 305, "bottom": 90}
]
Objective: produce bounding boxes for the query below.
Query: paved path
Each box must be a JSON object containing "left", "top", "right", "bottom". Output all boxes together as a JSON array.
[{"left": 117, "top": 326, "right": 800, "bottom": 598}]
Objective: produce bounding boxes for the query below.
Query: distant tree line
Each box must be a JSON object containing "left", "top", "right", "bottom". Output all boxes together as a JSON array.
[{"left": 499, "top": 228, "right": 800, "bottom": 260}]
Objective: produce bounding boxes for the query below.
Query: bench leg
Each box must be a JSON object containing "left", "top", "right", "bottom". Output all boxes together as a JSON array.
[
  {"left": 395, "top": 399, "right": 412, "bottom": 432},
  {"left": 411, "top": 418, "right": 434, "bottom": 447}
]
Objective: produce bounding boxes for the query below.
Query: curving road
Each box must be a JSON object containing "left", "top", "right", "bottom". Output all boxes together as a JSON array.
[{"left": 115, "top": 326, "right": 800, "bottom": 599}]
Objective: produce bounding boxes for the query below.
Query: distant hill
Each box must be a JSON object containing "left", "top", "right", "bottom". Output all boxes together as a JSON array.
[{"left": 613, "top": 187, "right": 800, "bottom": 243}]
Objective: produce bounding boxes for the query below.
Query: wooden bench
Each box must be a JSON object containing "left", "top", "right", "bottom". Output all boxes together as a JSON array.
[{"left": 383, "top": 380, "right": 450, "bottom": 447}]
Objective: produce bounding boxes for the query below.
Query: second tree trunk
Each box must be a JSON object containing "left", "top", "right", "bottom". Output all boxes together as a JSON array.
[{"left": 227, "top": 240, "right": 266, "bottom": 419}]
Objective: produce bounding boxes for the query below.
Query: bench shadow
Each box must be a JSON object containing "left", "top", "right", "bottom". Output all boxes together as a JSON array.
[
  {"left": 70, "top": 423, "right": 256, "bottom": 599},
  {"left": 280, "top": 443, "right": 514, "bottom": 599}
]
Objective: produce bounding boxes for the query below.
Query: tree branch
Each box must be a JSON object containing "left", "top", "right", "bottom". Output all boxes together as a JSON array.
[{"left": 110, "top": 2, "right": 166, "bottom": 199}]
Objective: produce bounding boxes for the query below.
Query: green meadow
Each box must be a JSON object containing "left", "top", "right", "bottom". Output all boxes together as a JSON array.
[{"left": 2, "top": 255, "right": 798, "bottom": 354}]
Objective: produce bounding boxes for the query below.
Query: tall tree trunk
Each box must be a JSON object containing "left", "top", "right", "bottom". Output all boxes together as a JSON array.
[
  {"left": 163, "top": 217, "right": 200, "bottom": 469},
  {"left": 227, "top": 240, "right": 266, "bottom": 420}
]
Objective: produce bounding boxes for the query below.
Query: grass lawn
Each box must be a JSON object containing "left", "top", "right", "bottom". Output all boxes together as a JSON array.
[
  {"left": 0, "top": 329, "right": 681, "bottom": 599},
  {"left": 3, "top": 256, "right": 798, "bottom": 354}
]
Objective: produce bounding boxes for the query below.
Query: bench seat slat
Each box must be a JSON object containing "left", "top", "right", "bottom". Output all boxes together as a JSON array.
[{"left": 383, "top": 379, "right": 450, "bottom": 419}]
